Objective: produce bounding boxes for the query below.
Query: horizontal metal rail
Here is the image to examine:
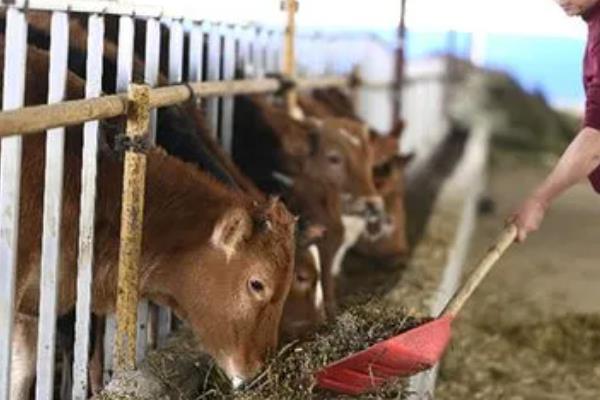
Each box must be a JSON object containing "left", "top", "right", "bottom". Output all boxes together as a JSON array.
[
  {"left": 295, "top": 76, "right": 348, "bottom": 90},
  {"left": 0, "top": 75, "right": 350, "bottom": 138}
]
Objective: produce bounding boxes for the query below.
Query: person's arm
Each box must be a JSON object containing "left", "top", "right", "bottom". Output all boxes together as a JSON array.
[{"left": 509, "top": 126, "right": 600, "bottom": 242}]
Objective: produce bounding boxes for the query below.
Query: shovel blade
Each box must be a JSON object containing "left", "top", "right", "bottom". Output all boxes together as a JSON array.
[{"left": 315, "top": 315, "right": 453, "bottom": 395}]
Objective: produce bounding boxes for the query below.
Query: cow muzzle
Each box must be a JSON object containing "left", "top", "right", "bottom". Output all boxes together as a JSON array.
[
  {"left": 222, "top": 355, "right": 262, "bottom": 389},
  {"left": 362, "top": 196, "right": 387, "bottom": 240}
]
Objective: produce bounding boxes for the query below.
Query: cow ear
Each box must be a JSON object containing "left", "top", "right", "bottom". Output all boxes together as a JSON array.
[
  {"left": 211, "top": 208, "right": 252, "bottom": 261},
  {"left": 389, "top": 120, "right": 405, "bottom": 139}
]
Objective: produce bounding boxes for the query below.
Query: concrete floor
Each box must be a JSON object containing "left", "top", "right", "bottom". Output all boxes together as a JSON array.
[{"left": 437, "top": 153, "right": 600, "bottom": 399}]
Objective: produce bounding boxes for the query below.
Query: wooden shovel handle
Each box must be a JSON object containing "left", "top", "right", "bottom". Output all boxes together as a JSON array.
[{"left": 440, "top": 224, "right": 518, "bottom": 318}]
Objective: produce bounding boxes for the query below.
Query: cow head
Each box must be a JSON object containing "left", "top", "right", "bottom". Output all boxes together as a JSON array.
[
  {"left": 277, "top": 172, "right": 345, "bottom": 318},
  {"left": 367, "top": 154, "right": 413, "bottom": 260},
  {"left": 302, "top": 117, "right": 385, "bottom": 229},
  {"left": 147, "top": 197, "right": 295, "bottom": 387},
  {"left": 280, "top": 223, "right": 327, "bottom": 340},
  {"left": 355, "top": 121, "right": 414, "bottom": 263}
]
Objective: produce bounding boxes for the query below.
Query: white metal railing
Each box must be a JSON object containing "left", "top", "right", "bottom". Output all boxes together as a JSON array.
[
  {"left": 72, "top": 14, "right": 105, "bottom": 399},
  {"left": 0, "top": 8, "right": 27, "bottom": 400},
  {"left": 0, "top": 3, "right": 374, "bottom": 399}
]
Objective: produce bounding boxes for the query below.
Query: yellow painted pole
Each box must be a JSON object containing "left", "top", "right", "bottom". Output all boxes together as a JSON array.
[
  {"left": 282, "top": 0, "right": 299, "bottom": 116},
  {"left": 114, "top": 83, "right": 150, "bottom": 372}
]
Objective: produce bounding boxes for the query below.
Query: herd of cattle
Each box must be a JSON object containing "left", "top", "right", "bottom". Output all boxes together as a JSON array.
[{"left": 1, "top": 11, "right": 414, "bottom": 399}]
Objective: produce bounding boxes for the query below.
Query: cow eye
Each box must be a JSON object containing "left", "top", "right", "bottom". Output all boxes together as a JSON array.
[
  {"left": 249, "top": 279, "right": 265, "bottom": 293},
  {"left": 327, "top": 152, "right": 342, "bottom": 165},
  {"left": 296, "top": 272, "right": 310, "bottom": 283},
  {"left": 374, "top": 162, "right": 392, "bottom": 178}
]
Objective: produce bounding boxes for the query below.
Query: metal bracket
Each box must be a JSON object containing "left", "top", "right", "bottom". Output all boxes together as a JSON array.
[
  {"left": 114, "top": 134, "right": 152, "bottom": 154},
  {"left": 266, "top": 72, "right": 297, "bottom": 96}
]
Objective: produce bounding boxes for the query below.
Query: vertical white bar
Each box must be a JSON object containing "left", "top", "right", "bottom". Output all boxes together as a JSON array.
[
  {"left": 72, "top": 14, "right": 104, "bottom": 400},
  {"left": 220, "top": 26, "right": 235, "bottom": 154},
  {"left": 168, "top": 19, "right": 184, "bottom": 84},
  {"left": 144, "top": 18, "right": 160, "bottom": 144},
  {"left": 35, "top": 11, "right": 69, "bottom": 400},
  {"left": 156, "top": 17, "right": 186, "bottom": 348},
  {"left": 264, "top": 29, "right": 273, "bottom": 73},
  {"left": 188, "top": 23, "right": 204, "bottom": 82},
  {"left": 254, "top": 27, "right": 266, "bottom": 78},
  {"left": 135, "top": 299, "right": 149, "bottom": 364},
  {"left": 104, "top": 14, "right": 135, "bottom": 380},
  {"left": 116, "top": 16, "right": 134, "bottom": 92},
  {"left": 238, "top": 25, "right": 252, "bottom": 78},
  {"left": 271, "top": 29, "right": 278, "bottom": 73},
  {"left": 206, "top": 23, "right": 221, "bottom": 137},
  {"left": 0, "top": 8, "right": 27, "bottom": 400},
  {"left": 267, "top": 29, "right": 280, "bottom": 74},
  {"left": 103, "top": 318, "right": 116, "bottom": 385}
]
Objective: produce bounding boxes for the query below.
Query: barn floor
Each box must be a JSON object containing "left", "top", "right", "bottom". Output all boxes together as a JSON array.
[{"left": 437, "top": 152, "right": 600, "bottom": 399}]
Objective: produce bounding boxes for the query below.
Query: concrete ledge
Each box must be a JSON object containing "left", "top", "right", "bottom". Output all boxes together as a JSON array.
[{"left": 404, "top": 126, "right": 490, "bottom": 399}]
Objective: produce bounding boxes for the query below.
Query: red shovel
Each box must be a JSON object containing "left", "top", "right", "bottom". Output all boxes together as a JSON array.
[{"left": 315, "top": 224, "right": 518, "bottom": 395}]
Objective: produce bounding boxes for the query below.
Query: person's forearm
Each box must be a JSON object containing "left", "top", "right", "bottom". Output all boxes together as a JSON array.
[{"left": 531, "top": 127, "right": 600, "bottom": 205}]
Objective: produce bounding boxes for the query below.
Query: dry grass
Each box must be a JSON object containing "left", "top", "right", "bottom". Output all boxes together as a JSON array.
[
  {"left": 146, "top": 298, "right": 428, "bottom": 400},
  {"left": 438, "top": 298, "right": 600, "bottom": 400}
]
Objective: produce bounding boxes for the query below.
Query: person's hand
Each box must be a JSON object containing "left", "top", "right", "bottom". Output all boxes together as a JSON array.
[{"left": 507, "top": 195, "right": 548, "bottom": 242}]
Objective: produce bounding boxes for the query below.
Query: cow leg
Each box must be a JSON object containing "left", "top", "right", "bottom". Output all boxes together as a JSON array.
[
  {"left": 57, "top": 311, "right": 75, "bottom": 400},
  {"left": 59, "top": 348, "right": 73, "bottom": 400},
  {"left": 10, "top": 314, "right": 38, "bottom": 400},
  {"left": 88, "top": 315, "right": 104, "bottom": 396}
]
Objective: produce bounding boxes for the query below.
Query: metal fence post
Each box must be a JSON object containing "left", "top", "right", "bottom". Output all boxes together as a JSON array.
[
  {"left": 0, "top": 8, "right": 28, "bottom": 400},
  {"left": 282, "top": 0, "right": 299, "bottom": 116},
  {"left": 206, "top": 22, "right": 222, "bottom": 137},
  {"left": 72, "top": 13, "right": 105, "bottom": 400},
  {"left": 35, "top": 11, "right": 69, "bottom": 400},
  {"left": 105, "top": 14, "right": 135, "bottom": 381},
  {"left": 221, "top": 25, "right": 236, "bottom": 154},
  {"left": 114, "top": 84, "right": 150, "bottom": 372}
]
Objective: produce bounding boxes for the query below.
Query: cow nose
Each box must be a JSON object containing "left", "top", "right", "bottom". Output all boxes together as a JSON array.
[
  {"left": 224, "top": 356, "right": 256, "bottom": 389},
  {"left": 231, "top": 376, "right": 244, "bottom": 389},
  {"left": 365, "top": 196, "right": 384, "bottom": 220}
]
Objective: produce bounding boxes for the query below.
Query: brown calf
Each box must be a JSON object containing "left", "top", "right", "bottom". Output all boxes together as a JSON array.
[
  {"left": 5, "top": 41, "right": 296, "bottom": 398},
  {"left": 24, "top": 11, "right": 326, "bottom": 369},
  {"left": 354, "top": 121, "right": 413, "bottom": 263},
  {"left": 233, "top": 96, "right": 383, "bottom": 219},
  {"left": 233, "top": 96, "right": 385, "bottom": 312},
  {"left": 298, "top": 89, "right": 413, "bottom": 264}
]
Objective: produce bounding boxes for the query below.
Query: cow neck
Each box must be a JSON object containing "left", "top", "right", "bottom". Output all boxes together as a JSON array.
[
  {"left": 143, "top": 149, "right": 249, "bottom": 245},
  {"left": 96, "top": 148, "right": 249, "bottom": 260}
]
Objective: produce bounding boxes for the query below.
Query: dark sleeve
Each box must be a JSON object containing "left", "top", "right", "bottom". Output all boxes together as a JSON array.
[{"left": 585, "top": 45, "right": 600, "bottom": 130}]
